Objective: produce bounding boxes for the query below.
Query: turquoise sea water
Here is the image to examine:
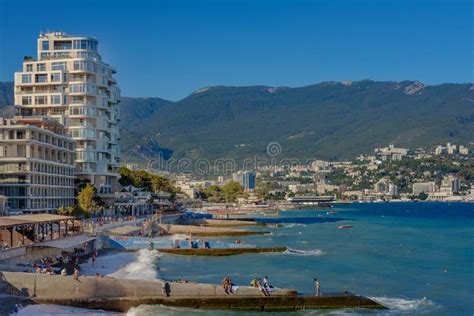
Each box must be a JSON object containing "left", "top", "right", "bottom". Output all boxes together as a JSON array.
[
  {"left": 154, "top": 202, "right": 474, "bottom": 315},
  {"left": 18, "top": 202, "right": 474, "bottom": 315}
]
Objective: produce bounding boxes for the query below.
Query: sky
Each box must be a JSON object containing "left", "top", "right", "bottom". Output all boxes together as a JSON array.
[{"left": 0, "top": 0, "right": 472, "bottom": 100}]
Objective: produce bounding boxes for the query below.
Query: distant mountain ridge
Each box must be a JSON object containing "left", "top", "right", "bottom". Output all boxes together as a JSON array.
[{"left": 0, "top": 80, "right": 473, "bottom": 163}]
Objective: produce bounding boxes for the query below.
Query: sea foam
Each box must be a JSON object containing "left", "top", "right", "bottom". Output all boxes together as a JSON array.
[
  {"left": 284, "top": 248, "right": 324, "bottom": 256},
  {"left": 370, "top": 296, "right": 438, "bottom": 313},
  {"left": 110, "top": 249, "right": 161, "bottom": 280}
]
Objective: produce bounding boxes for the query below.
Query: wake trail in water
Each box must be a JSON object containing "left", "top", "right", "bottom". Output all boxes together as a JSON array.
[
  {"left": 284, "top": 248, "right": 324, "bottom": 256},
  {"left": 284, "top": 223, "right": 307, "bottom": 228}
]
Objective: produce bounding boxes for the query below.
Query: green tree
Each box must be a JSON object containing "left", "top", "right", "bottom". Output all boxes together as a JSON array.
[
  {"left": 131, "top": 170, "right": 151, "bottom": 188},
  {"left": 221, "top": 181, "right": 243, "bottom": 203},
  {"left": 418, "top": 192, "right": 429, "bottom": 201},
  {"left": 151, "top": 175, "right": 172, "bottom": 193},
  {"left": 57, "top": 206, "right": 74, "bottom": 215},
  {"left": 77, "top": 183, "right": 97, "bottom": 216},
  {"left": 203, "top": 185, "right": 223, "bottom": 202},
  {"left": 118, "top": 166, "right": 133, "bottom": 186}
]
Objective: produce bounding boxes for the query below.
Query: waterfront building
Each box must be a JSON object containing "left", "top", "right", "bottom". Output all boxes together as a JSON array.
[
  {"left": 412, "top": 182, "right": 436, "bottom": 195},
  {"left": 288, "top": 183, "right": 315, "bottom": 194},
  {"left": 316, "top": 184, "right": 338, "bottom": 195},
  {"left": 374, "top": 178, "right": 399, "bottom": 196},
  {"left": 0, "top": 117, "right": 75, "bottom": 214},
  {"left": 232, "top": 171, "right": 256, "bottom": 191},
  {"left": 14, "top": 32, "right": 121, "bottom": 200},
  {"left": 440, "top": 175, "right": 460, "bottom": 193}
]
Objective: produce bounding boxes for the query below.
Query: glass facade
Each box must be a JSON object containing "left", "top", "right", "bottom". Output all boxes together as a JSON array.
[{"left": 72, "top": 39, "right": 98, "bottom": 51}]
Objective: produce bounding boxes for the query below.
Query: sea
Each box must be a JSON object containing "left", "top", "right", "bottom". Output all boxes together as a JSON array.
[{"left": 15, "top": 202, "right": 474, "bottom": 315}]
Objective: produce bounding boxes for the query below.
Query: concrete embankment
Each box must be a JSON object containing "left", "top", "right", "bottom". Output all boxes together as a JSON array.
[
  {"left": 157, "top": 224, "right": 269, "bottom": 237},
  {"left": 157, "top": 247, "right": 287, "bottom": 256},
  {"left": 180, "top": 218, "right": 265, "bottom": 227},
  {"left": 0, "top": 272, "right": 386, "bottom": 312}
]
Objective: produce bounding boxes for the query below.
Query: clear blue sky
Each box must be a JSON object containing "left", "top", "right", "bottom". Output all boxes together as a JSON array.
[{"left": 0, "top": 0, "right": 472, "bottom": 100}]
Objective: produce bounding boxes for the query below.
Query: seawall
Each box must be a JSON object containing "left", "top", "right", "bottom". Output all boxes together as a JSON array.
[
  {"left": 0, "top": 272, "right": 386, "bottom": 312},
  {"left": 157, "top": 224, "right": 269, "bottom": 236}
]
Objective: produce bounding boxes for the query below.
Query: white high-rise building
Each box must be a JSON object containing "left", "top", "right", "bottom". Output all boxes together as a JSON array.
[{"left": 14, "top": 32, "right": 121, "bottom": 199}]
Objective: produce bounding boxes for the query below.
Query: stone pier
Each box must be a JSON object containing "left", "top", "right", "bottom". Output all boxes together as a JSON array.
[{"left": 0, "top": 272, "right": 386, "bottom": 312}]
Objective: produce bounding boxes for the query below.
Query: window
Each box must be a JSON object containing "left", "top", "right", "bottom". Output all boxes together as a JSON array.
[
  {"left": 71, "top": 96, "right": 84, "bottom": 104},
  {"left": 52, "top": 108, "right": 64, "bottom": 115},
  {"left": 35, "top": 74, "right": 48, "bottom": 83},
  {"left": 69, "top": 83, "right": 94, "bottom": 94},
  {"left": 42, "top": 41, "right": 49, "bottom": 51},
  {"left": 54, "top": 40, "right": 72, "bottom": 50},
  {"left": 73, "top": 60, "right": 94, "bottom": 72},
  {"left": 51, "top": 95, "right": 61, "bottom": 105},
  {"left": 35, "top": 96, "right": 48, "bottom": 105},
  {"left": 22, "top": 96, "right": 32, "bottom": 105},
  {"left": 63, "top": 95, "right": 68, "bottom": 105},
  {"left": 21, "top": 74, "right": 32, "bottom": 83},
  {"left": 25, "top": 64, "right": 33, "bottom": 72},
  {"left": 51, "top": 62, "right": 67, "bottom": 71},
  {"left": 63, "top": 73, "right": 68, "bottom": 82},
  {"left": 50, "top": 73, "right": 61, "bottom": 82},
  {"left": 37, "top": 63, "right": 46, "bottom": 71}
]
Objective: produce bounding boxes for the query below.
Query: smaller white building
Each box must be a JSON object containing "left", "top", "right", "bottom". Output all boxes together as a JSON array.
[{"left": 412, "top": 182, "right": 436, "bottom": 195}]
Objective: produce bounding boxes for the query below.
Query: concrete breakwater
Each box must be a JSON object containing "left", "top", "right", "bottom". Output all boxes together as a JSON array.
[
  {"left": 0, "top": 272, "right": 386, "bottom": 312},
  {"left": 157, "top": 247, "right": 288, "bottom": 256},
  {"left": 180, "top": 218, "right": 265, "bottom": 227},
  {"left": 157, "top": 224, "right": 270, "bottom": 236}
]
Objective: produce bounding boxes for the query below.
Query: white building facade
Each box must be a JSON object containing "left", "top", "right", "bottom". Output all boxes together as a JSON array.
[
  {"left": 0, "top": 117, "right": 75, "bottom": 214},
  {"left": 14, "top": 32, "right": 121, "bottom": 199}
]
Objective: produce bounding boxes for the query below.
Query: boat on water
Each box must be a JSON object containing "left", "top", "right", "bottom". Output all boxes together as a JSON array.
[
  {"left": 338, "top": 225, "right": 353, "bottom": 229},
  {"left": 327, "top": 211, "right": 337, "bottom": 215}
]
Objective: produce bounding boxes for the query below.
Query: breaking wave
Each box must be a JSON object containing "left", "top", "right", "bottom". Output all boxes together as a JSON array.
[
  {"left": 370, "top": 296, "right": 438, "bottom": 313},
  {"left": 109, "top": 249, "right": 161, "bottom": 280}
]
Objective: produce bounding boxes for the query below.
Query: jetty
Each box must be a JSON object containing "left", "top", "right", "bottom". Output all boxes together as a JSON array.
[
  {"left": 157, "top": 247, "right": 287, "bottom": 256},
  {"left": 0, "top": 272, "right": 386, "bottom": 312},
  {"left": 103, "top": 235, "right": 286, "bottom": 256},
  {"left": 180, "top": 218, "right": 266, "bottom": 227},
  {"left": 157, "top": 224, "right": 269, "bottom": 237}
]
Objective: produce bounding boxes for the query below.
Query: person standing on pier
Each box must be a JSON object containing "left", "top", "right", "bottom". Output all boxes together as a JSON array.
[
  {"left": 73, "top": 267, "right": 80, "bottom": 282},
  {"left": 314, "top": 278, "right": 320, "bottom": 296}
]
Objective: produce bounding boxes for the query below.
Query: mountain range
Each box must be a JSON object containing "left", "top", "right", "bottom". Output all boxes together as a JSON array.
[{"left": 1, "top": 80, "right": 473, "bottom": 164}]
